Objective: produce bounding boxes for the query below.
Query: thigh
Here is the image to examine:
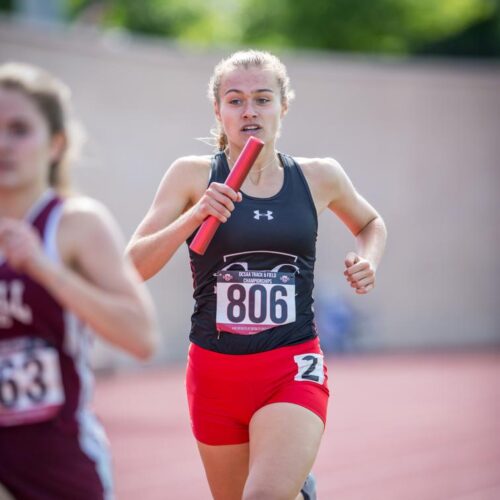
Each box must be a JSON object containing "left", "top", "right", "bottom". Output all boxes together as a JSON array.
[
  {"left": 197, "top": 441, "right": 249, "bottom": 500},
  {"left": 186, "top": 343, "right": 254, "bottom": 446},
  {"left": 243, "top": 403, "right": 324, "bottom": 500}
]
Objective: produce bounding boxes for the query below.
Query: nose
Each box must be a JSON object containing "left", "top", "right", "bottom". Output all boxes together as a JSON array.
[{"left": 242, "top": 101, "right": 257, "bottom": 119}]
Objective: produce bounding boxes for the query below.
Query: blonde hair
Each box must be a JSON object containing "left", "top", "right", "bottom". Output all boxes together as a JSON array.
[
  {"left": 208, "top": 50, "right": 294, "bottom": 150},
  {"left": 0, "top": 62, "right": 84, "bottom": 193}
]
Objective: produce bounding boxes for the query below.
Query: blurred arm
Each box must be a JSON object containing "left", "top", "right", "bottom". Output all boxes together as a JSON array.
[{"left": 3, "top": 198, "right": 160, "bottom": 359}]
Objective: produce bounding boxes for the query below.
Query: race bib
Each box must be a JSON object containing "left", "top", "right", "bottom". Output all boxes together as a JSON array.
[
  {"left": 294, "top": 353, "right": 325, "bottom": 384},
  {"left": 0, "top": 337, "right": 65, "bottom": 426},
  {"left": 216, "top": 269, "right": 296, "bottom": 335}
]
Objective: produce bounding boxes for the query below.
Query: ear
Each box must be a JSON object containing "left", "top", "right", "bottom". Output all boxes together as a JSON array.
[
  {"left": 49, "top": 132, "right": 67, "bottom": 165},
  {"left": 214, "top": 100, "right": 221, "bottom": 122},
  {"left": 280, "top": 101, "right": 288, "bottom": 118}
]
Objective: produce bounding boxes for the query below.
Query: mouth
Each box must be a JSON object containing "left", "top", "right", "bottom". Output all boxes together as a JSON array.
[{"left": 241, "top": 124, "right": 262, "bottom": 133}]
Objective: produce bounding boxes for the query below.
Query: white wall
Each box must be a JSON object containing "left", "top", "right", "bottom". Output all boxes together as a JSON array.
[{"left": 1, "top": 20, "right": 499, "bottom": 363}]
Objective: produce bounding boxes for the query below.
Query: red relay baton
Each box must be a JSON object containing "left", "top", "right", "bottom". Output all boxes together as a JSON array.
[{"left": 189, "top": 136, "right": 265, "bottom": 255}]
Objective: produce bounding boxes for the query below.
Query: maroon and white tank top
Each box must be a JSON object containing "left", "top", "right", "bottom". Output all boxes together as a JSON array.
[{"left": 0, "top": 191, "right": 95, "bottom": 432}]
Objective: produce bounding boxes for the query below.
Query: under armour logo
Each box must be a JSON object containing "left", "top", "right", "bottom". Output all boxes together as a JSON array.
[{"left": 253, "top": 210, "right": 274, "bottom": 221}]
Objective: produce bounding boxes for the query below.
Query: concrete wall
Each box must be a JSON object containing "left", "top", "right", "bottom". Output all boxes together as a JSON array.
[{"left": 1, "top": 20, "right": 499, "bottom": 363}]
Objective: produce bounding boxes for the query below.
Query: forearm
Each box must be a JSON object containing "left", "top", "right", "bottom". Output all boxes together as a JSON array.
[
  {"left": 126, "top": 207, "right": 201, "bottom": 281},
  {"left": 29, "top": 260, "right": 157, "bottom": 359},
  {"left": 354, "top": 216, "right": 387, "bottom": 270}
]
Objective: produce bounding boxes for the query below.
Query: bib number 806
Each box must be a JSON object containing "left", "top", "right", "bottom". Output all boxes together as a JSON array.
[{"left": 227, "top": 284, "right": 288, "bottom": 324}]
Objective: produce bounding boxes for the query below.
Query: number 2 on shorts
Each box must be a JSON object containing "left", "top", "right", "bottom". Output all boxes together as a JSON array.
[{"left": 294, "top": 353, "right": 325, "bottom": 384}]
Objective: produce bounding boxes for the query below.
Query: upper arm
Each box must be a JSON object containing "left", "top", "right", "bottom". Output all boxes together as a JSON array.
[
  {"left": 131, "top": 156, "right": 210, "bottom": 240},
  {"left": 326, "top": 159, "right": 379, "bottom": 236},
  {"left": 302, "top": 157, "right": 380, "bottom": 236},
  {"left": 59, "top": 197, "right": 145, "bottom": 296}
]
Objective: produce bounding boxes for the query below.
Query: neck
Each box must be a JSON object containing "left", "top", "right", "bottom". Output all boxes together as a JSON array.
[
  {"left": 225, "top": 142, "right": 279, "bottom": 172},
  {"left": 0, "top": 184, "right": 48, "bottom": 219},
  {"left": 225, "top": 143, "right": 282, "bottom": 187}
]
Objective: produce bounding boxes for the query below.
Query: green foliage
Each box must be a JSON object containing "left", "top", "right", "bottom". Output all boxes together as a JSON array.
[
  {"left": 102, "top": 0, "right": 203, "bottom": 37},
  {"left": 0, "top": 0, "right": 15, "bottom": 13},
  {"left": 67, "top": 0, "right": 93, "bottom": 16},
  {"left": 419, "top": 2, "right": 500, "bottom": 56},
  {"left": 240, "top": 0, "right": 498, "bottom": 54},
  {"left": 99, "top": 0, "right": 243, "bottom": 46},
  {"left": 63, "top": 0, "right": 500, "bottom": 57}
]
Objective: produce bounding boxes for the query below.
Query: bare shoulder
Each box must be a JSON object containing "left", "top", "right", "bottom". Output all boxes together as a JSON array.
[
  {"left": 169, "top": 154, "right": 212, "bottom": 169},
  {"left": 60, "top": 196, "right": 116, "bottom": 227},
  {"left": 294, "top": 156, "right": 347, "bottom": 193},
  {"left": 58, "top": 196, "right": 124, "bottom": 258},
  {"left": 159, "top": 154, "right": 214, "bottom": 204},
  {"left": 166, "top": 154, "right": 212, "bottom": 181},
  {"left": 294, "top": 156, "right": 344, "bottom": 183}
]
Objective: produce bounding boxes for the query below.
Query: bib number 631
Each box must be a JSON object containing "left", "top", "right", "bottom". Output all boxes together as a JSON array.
[
  {"left": 0, "top": 355, "right": 47, "bottom": 408},
  {"left": 0, "top": 344, "right": 64, "bottom": 425}
]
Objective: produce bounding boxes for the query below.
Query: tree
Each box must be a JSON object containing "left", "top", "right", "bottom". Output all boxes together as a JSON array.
[
  {"left": 64, "top": 0, "right": 500, "bottom": 57},
  {"left": 239, "top": 0, "right": 499, "bottom": 56}
]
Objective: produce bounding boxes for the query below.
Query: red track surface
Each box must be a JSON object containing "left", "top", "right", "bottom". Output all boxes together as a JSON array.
[{"left": 93, "top": 352, "right": 500, "bottom": 499}]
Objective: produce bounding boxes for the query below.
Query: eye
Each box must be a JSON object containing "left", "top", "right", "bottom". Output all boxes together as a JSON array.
[
  {"left": 228, "top": 98, "right": 242, "bottom": 105},
  {"left": 9, "top": 120, "right": 31, "bottom": 137},
  {"left": 256, "top": 97, "right": 271, "bottom": 104}
]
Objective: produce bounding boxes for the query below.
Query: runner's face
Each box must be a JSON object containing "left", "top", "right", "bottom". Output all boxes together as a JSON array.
[
  {"left": 0, "top": 88, "right": 56, "bottom": 191},
  {"left": 215, "top": 66, "right": 286, "bottom": 149}
]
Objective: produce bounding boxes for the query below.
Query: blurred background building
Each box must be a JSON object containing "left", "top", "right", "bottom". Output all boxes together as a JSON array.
[{"left": 0, "top": 0, "right": 499, "bottom": 366}]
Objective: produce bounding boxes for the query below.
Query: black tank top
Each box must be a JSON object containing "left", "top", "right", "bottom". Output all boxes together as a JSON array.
[{"left": 187, "top": 152, "right": 318, "bottom": 354}]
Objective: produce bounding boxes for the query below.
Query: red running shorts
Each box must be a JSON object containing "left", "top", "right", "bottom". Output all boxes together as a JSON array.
[{"left": 186, "top": 337, "right": 329, "bottom": 445}]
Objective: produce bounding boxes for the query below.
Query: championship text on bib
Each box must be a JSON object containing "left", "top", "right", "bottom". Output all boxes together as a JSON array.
[
  {"left": 216, "top": 270, "right": 296, "bottom": 335},
  {"left": 0, "top": 337, "right": 65, "bottom": 426}
]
